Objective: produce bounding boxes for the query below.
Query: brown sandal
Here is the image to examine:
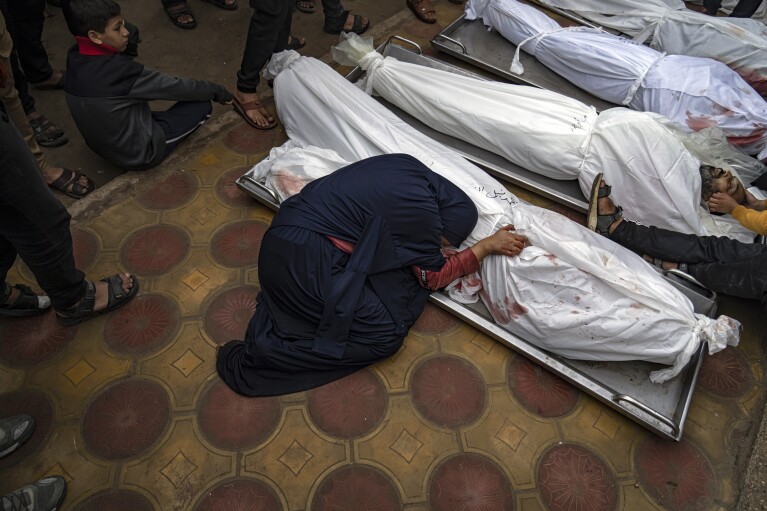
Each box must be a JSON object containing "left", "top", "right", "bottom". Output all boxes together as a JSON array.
[
  {"left": 232, "top": 97, "right": 277, "bottom": 130},
  {"left": 406, "top": 0, "right": 436, "bottom": 24}
]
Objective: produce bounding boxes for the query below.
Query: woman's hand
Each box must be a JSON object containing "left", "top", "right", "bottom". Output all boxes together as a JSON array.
[
  {"left": 471, "top": 225, "right": 528, "bottom": 261},
  {"left": 708, "top": 192, "right": 739, "bottom": 214}
]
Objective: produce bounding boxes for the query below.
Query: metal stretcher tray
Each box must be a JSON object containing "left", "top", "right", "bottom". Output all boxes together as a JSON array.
[
  {"left": 431, "top": 14, "right": 617, "bottom": 112},
  {"left": 236, "top": 164, "right": 715, "bottom": 441},
  {"left": 524, "top": 0, "right": 635, "bottom": 37},
  {"left": 345, "top": 38, "right": 751, "bottom": 276}
]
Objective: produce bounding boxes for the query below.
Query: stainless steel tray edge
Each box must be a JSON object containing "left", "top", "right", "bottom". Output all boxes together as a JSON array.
[{"left": 235, "top": 171, "right": 704, "bottom": 441}]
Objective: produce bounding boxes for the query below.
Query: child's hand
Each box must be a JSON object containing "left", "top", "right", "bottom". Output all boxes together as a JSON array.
[
  {"left": 745, "top": 190, "right": 766, "bottom": 211},
  {"left": 708, "top": 192, "right": 739, "bottom": 214}
]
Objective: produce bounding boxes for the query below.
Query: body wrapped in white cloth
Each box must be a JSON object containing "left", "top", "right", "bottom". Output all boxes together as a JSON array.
[
  {"left": 249, "top": 50, "right": 741, "bottom": 383},
  {"left": 532, "top": 0, "right": 767, "bottom": 98},
  {"left": 465, "top": 0, "right": 767, "bottom": 160},
  {"left": 331, "top": 33, "right": 761, "bottom": 242}
]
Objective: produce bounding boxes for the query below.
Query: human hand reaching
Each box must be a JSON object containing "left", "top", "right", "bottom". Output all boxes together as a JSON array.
[
  {"left": 708, "top": 192, "right": 739, "bottom": 214},
  {"left": 471, "top": 225, "right": 528, "bottom": 261}
]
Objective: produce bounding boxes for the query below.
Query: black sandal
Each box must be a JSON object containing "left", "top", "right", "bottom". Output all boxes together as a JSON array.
[
  {"left": 0, "top": 283, "right": 51, "bottom": 317},
  {"left": 49, "top": 168, "right": 96, "bottom": 200},
  {"left": 324, "top": 10, "right": 369, "bottom": 34},
  {"left": 587, "top": 173, "right": 622, "bottom": 236},
  {"left": 28, "top": 114, "right": 68, "bottom": 148},
  {"left": 164, "top": 2, "right": 197, "bottom": 29},
  {"left": 56, "top": 274, "right": 139, "bottom": 327}
]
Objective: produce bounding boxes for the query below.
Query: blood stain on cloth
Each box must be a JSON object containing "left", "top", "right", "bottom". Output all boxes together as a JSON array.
[{"left": 685, "top": 112, "right": 718, "bottom": 131}]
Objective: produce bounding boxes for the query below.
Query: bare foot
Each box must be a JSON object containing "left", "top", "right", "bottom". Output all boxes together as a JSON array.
[
  {"left": 166, "top": 2, "right": 195, "bottom": 26},
  {"left": 92, "top": 273, "right": 134, "bottom": 312},
  {"left": 344, "top": 12, "right": 369, "bottom": 31},
  {"left": 234, "top": 90, "right": 274, "bottom": 128},
  {"left": 642, "top": 255, "right": 679, "bottom": 271},
  {"left": 296, "top": 0, "right": 315, "bottom": 10}
]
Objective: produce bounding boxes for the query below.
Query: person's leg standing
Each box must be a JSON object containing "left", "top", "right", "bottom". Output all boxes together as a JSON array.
[
  {"left": 320, "top": 0, "right": 345, "bottom": 28},
  {"left": 730, "top": 0, "right": 764, "bottom": 17},
  {"left": 234, "top": 0, "right": 289, "bottom": 128},
  {"left": 703, "top": 0, "right": 723, "bottom": 14},
  {"left": 0, "top": 99, "right": 86, "bottom": 311},
  {"left": 9, "top": 49, "right": 34, "bottom": 115},
  {"left": 151, "top": 100, "right": 212, "bottom": 157},
  {"left": 319, "top": 0, "right": 368, "bottom": 33},
  {"left": 272, "top": 0, "right": 294, "bottom": 53},
  {"left": 3, "top": 0, "right": 53, "bottom": 84},
  {"left": 0, "top": 51, "right": 48, "bottom": 173},
  {"left": 237, "top": 0, "right": 290, "bottom": 93}
]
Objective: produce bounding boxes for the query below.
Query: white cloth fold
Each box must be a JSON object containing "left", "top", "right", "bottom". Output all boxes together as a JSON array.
[
  {"left": 468, "top": 0, "right": 767, "bottom": 158},
  {"left": 534, "top": 0, "right": 767, "bottom": 97},
  {"left": 249, "top": 50, "right": 742, "bottom": 382},
  {"left": 331, "top": 33, "right": 758, "bottom": 241}
]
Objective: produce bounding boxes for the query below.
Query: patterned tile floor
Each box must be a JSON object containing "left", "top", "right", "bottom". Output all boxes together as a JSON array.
[{"left": 1, "top": 4, "right": 766, "bottom": 510}]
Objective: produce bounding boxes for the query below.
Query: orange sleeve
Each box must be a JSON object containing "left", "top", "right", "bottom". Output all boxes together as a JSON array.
[
  {"left": 412, "top": 248, "right": 480, "bottom": 291},
  {"left": 732, "top": 205, "right": 767, "bottom": 236}
]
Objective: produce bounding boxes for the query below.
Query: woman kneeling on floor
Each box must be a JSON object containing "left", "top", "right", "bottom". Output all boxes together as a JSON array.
[{"left": 216, "top": 154, "right": 527, "bottom": 396}]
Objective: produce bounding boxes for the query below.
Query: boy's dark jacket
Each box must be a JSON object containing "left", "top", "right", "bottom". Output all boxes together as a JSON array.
[{"left": 65, "top": 44, "right": 232, "bottom": 170}]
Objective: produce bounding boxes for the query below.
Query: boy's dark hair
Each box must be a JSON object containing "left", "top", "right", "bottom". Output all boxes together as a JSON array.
[{"left": 67, "top": 0, "right": 121, "bottom": 37}]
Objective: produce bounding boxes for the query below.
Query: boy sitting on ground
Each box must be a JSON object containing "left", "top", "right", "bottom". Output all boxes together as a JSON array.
[{"left": 64, "top": 0, "right": 233, "bottom": 170}]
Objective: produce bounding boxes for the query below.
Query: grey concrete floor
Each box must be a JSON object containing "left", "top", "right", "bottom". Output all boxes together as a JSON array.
[{"left": 24, "top": 1, "right": 767, "bottom": 509}]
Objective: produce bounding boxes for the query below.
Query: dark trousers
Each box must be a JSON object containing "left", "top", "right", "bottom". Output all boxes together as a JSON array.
[
  {"left": 237, "top": 0, "right": 293, "bottom": 92},
  {"left": 0, "top": 0, "right": 52, "bottom": 84},
  {"left": 152, "top": 100, "right": 212, "bottom": 157},
  {"left": 0, "top": 100, "right": 86, "bottom": 310},
  {"left": 610, "top": 220, "right": 767, "bottom": 309},
  {"left": 9, "top": 49, "right": 35, "bottom": 115},
  {"left": 320, "top": 0, "right": 346, "bottom": 31},
  {"left": 752, "top": 171, "right": 767, "bottom": 191},
  {"left": 704, "top": 0, "right": 763, "bottom": 17}
]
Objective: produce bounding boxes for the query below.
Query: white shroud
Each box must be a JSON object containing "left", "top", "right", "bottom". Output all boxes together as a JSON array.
[
  {"left": 331, "top": 33, "right": 756, "bottom": 242},
  {"left": 466, "top": 0, "right": 767, "bottom": 160},
  {"left": 252, "top": 51, "right": 740, "bottom": 383},
  {"left": 528, "top": 0, "right": 767, "bottom": 98}
]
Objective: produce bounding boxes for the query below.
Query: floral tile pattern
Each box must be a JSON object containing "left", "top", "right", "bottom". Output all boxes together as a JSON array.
[{"left": 0, "top": 4, "right": 765, "bottom": 509}]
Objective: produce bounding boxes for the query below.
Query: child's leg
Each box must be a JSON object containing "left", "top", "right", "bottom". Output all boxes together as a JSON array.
[{"left": 151, "top": 101, "right": 213, "bottom": 157}]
